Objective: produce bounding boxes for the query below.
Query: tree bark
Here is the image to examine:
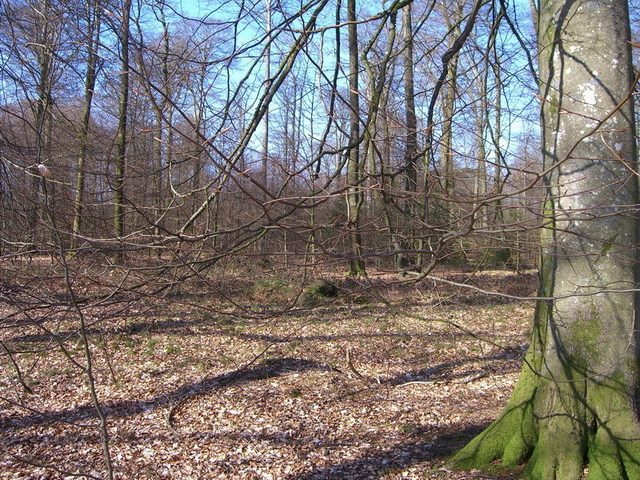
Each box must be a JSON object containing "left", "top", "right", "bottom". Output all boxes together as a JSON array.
[
  {"left": 114, "top": 0, "right": 132, "bottom": 257},
  {"left": 72, "top": 0, "right": 101, "bottom": 251},
  {"left": 345, "top": 0, "right": 365, "bottom": 276},
  {"left": 439, "top": 3, "right": 462, "bottom": 227},
  {"left": 489, "top": 39, "right": 505, "bottom": 231},
  {"left": 151, "top": 0, "right": 170, "bottom": 246},
  {"left": 399, "top": 2, "right": 417, "bottom": 272},
  {"left": 30, "top": 0, "right": 55, "bottom": 246},
  {"left": 453, "top": 0, "right": 640, "bottom": 478},
  {"left": 472, "top": 73, "right": 487, "bottom": 230},
  {"left": 402, "top": 3, "right": 417, "bottom": 196}
]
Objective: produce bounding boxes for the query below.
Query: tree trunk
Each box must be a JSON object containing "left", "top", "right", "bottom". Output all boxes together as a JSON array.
[
  {"left": 30, "top": 0, "right": 55, "bottom": 247},
  {"left": 260, "top": 0, "right": 272, "bottom": 255},
  {"left": 114, "top": 0, "right": 132, "bottom": 256},
  {"left": 345, "top": 0, "right": 365, "bottom": 276},
  {"left": 402, "top": 3, "right": 417, "bottom": 196},
  {"left": 72, "top": 0, "right": 101, "bottom": 251},
  {"left": 151, "top": 0, "right": 170, "bottom": 248},
  {"left": 399, "top": 2, "right": 417, "bottom": 272},
  {"left": 439, "top": 3, "right": 462, "bottom": 227},
  {"left": 472, "top": 78, "right": 487, "bottom": 230},
  {"left": 453, "top": 0, "right": 640, "bottom": 478},
  {"left": 263, "top": 0, "right": 271, "bottom": 191},
  {"left": 489, "top": 42, "right": 505, "bottom": 232}
]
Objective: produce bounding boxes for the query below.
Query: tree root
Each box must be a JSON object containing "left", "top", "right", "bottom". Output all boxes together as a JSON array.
[
  {"left": 452, "top": 362, "right": 537, "bottom": 470},
  {"left": 451, "top": 372, "right": 640, "bottom": 480}
]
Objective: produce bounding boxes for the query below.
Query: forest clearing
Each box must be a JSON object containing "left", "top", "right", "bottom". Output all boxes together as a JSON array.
[
  {"left": 3, "top": 0, "right": 640, "bottom": 477},
  {"left": 0, "top": 259, "right": 535, "bottom": 480}
]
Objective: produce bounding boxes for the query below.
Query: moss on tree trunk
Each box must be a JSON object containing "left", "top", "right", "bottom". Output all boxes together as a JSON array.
[
  {"left": 452, "top": 0, "right": 640, "bottom": 478},
  {"left": 454, "top": 314, "right": 640, "bottom": 478}
]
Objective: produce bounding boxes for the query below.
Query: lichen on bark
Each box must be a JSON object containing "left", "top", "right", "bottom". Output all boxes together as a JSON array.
[{"left": 451, "top": 0, "right": 640, "bottom": 478}]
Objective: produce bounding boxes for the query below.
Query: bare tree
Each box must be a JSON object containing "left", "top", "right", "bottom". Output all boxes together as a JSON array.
[
  {"left": 454, "top": 0, "right": 640, "bottom": 477},
  {"left": 113, "top": 0, "right": 132, "bottom": 256},
  {"left": 72, "top": 0, "right": 102, "bottom": 250},
  {"left": 345, "top": 0, "right": 365, "bottom": 276}
]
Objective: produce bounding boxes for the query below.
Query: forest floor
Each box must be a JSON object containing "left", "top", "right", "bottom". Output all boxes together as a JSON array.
[{"left": 0, "top": 259, "right": 538, "bottom": 480}]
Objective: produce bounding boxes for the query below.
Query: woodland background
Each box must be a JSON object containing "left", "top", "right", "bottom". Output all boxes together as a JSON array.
[{"left": 0, "top": 0, "right": 638, "bottom": 478}]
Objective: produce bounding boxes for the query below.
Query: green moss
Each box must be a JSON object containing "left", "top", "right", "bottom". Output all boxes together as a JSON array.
[
  {"left": 308, "top": 280, "right": 338, "bottom": 297},
  {"left": 248, "top": 278, "right": 292, "bottom": 298},
  {"left": 145, "top": 337, "right": 159, "bottom": 355},
  {"left": 588, "top": 429, "right": 625, "bottom": 480},
  {"left": 346, "top": 261, "right": 366, "bottom": 277},
  {"left": 451, "top": 356, "right": 539, "bottom": 470},
  {"left": 288, "top": 388, "right": 302, "bottom": 398},
  {"left": 398, "top": 423, "right": 418, "bottom": 435},
  {"left": 587, "top": 373, "right": 640, "bottom": 479},
  {"left": 44, "top": 367, "right": 74, "bottom": 377},
  {"left": 568, "top": 303, "right": 602, "bottom": 362},
  {"left": 299, "top": 280, "right": 339, "bottom": 306},
  {"left": 548, "top": 96, "right": 559, "bottom": 117},
  {"left": 476, "top": 248, "right": 511, "bottom": 268},
  {"left": 165, "top": 343, "right": 181, "bottom": 354},
  {"left": 457, "top": 366, "right": 640, "bottom": 479},
  {"left": 525, "top": 374, "right": 588, "bottom": 479},
  {"left": 525, "top": 437, "right": 584, "bottom": 480}
]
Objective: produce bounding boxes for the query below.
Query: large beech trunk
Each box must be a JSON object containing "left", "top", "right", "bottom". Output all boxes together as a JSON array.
[{"left": 453, "top": 0, "right": 640, "bottom": 479}]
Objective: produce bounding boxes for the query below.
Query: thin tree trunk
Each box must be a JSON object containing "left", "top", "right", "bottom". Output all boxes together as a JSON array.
[
  {"left": 402, "top": 3, "right": 417, "bottom": 196},
  {"left": 262, "top": 0, "right": 271, "bottom": 189},
  {"left": 260, "top": 0, "right": 272, "bottom": 255},
  {"left": 378, "top": 82, "right": 405, "bottom": 274},
  {"left": 490, "top": 50, "right": 505, "bottom": 231},
  {"left": 399, "top": 2, "right": 417, "bottom": 272},
  {"left": 152, "top": 0, "right": 170, "bottom": 249},
  {"left": 72, "top": 0, "right": 101, "bottom": 251},
  {"left": 30, "top": 0, "right": 55, "bottom": 247},
  {"left": 114, "top": 0, "right": 132, "bottom": 259},
  {"left": 345, "top": 0, "right": 365, "bottom": 276},
  {"left": 473, "top": 88, "right": 487, "bottom": 230},
  {"left": 439, "top": 3, "right": 462, "bottom": 227}
]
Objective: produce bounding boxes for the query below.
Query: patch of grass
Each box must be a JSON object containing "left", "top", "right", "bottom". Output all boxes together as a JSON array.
[
  {"left": 177, "top": 356, "right": 209, "bottom": 370},
  {"left": 222, "top": 320, "right": 247, "bottom": 333},
  {"left": 165, "top": 343, "right": 182, "bottom": 354},
  {"left": 125, "top": 320, "right": 151, "bottom": 335},
  {"left": 400, "top": 423, "right": 420, "bottom": 435},
  {"left": 288, "top": 388, "right": 303, "bottom": 398},
  {"left": 218, "top": 354, "right": 234, "bottom": 365},
  {"left": 117, "top": 335, "right": 135, "bottom": 349},
  {"left": 392, "top": 346, "right": 409, "bottom": 358},
  {"left": 145, "top": 338, "right": 159, "bottom": 355},
  {"left": 478, "top": 248, "right": 512, "bottom": 268},
  {"left": 248, "top": 278, "right": 292, "bottom": 300},
  {"left": 43, "top": 367, "right": 74, "bottom": 377},
  {"left": 350, "top": 295, "right": 372, "bottom": 305}
]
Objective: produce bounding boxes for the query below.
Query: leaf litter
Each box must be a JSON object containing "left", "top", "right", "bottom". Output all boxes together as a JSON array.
[{"left": 0, "top": 264, "right": 535, "bottom": 479}]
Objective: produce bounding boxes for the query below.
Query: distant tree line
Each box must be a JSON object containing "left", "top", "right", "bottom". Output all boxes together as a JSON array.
[{"left": 0, "top": 0, "right": 544, "bottom": 274}]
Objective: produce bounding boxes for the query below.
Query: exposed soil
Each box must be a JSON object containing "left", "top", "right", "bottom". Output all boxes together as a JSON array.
[{"left": 0, "top": 260, "right": 537, "bottom": 479}]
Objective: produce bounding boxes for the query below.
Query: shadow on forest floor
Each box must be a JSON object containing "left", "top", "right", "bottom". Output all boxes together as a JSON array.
[
  {"left": 0, "top": 269, "right": 533, "bottom": 479},
  {"left": 1, "top": 357, "right": 332, "bottom": 431},
  {"left": 292, "top": 424, "right": 502, "bottom": 480},
  {"left": 1, "top": 345, "right": 523, "bottom": 433}
]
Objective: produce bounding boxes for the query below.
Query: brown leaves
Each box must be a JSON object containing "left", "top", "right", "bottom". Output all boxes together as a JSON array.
[{"left": 0, "top": 270, "right": 533, "bottom": 479}]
